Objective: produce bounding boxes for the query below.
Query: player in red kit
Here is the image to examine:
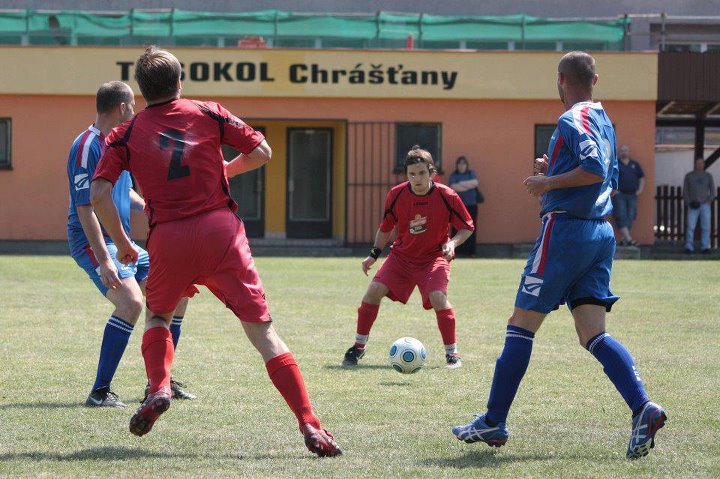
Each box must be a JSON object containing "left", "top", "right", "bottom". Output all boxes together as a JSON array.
[
  {"left": 342, "top": 146, "right": 474, "bottom": 369},
  {"left": 90, "top": 46, "right": 340, "bottom": 457}
]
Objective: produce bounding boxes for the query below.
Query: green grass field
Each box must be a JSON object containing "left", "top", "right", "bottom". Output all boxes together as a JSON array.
[{"left": 1, "top": 256, "right": 719, "bottom": 478}]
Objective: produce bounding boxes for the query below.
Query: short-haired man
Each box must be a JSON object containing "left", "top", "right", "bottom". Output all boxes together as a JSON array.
[
  {"left": 683, "top": 157, "right": 716, "bottom": 254},
  {"left": 612, "top": 144, "right": 645, "bottom": 246},
  {"left": 342, "top": 145, "right": 474, "bottom": 369},
  {"left": 67, "top": 81, "right": 194, "bottom": 408},
  {"left": 91, "top": 47, "right": 340, "bottom": 457},
  {"left": 451, "top": 52, "right": 666, "bottom": 459}
]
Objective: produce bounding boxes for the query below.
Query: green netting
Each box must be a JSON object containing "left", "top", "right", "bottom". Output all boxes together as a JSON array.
[{"left": 0, "top": 9, "right": 628, "bottom": 48}]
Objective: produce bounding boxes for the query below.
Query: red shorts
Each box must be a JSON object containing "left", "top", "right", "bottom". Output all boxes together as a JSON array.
[
  {"left": 373, "top": 253, "right": 451, "bottom": 310},
  {"left": 146, "top": 208, "right": 270, "bottom": 322}
]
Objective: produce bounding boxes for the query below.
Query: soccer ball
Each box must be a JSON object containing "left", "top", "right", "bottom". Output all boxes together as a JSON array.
[{"left": 389, "top": 337, "right": 427, "bottom": 374}]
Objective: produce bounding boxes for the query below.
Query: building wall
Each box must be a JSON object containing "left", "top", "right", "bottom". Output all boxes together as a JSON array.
[
  {"left": 0, "top": 47, "right": 657, "bottom": 244},
  {"left": 0, "top": 95, "right": 657, "bottom": 244}
]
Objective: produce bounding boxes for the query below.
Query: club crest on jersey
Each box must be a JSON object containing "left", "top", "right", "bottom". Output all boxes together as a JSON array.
[
  {"left": 521, "top": 275, "right": 543, "bottom": 297},
  {"left": 74, "top": 173, "right": 90, "bottom": 191},
  {"left": 409, "top": 214, "right": 428, "bottom": 234}
]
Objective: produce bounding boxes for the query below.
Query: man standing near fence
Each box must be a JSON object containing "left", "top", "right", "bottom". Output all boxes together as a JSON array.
[
  {"left": 612, "top": 145, "right": 644, "bottom": 246},
  {"left": 684, "top": 157, "right": 716, "bottom": 254}
]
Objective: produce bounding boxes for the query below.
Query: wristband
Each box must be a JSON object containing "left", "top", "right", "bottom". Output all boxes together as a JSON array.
[{"left": 369, "top": 247, "right": 382, "bottom": 260}]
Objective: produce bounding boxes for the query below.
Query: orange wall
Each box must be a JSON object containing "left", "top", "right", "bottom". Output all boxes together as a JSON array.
[{"left": 0, "top": 95, "right": 656, "bottom": 244}]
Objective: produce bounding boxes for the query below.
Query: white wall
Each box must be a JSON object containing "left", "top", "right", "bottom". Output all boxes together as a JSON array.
[{"left": 655, "top": 146, "right": 720, "bottom": 187}]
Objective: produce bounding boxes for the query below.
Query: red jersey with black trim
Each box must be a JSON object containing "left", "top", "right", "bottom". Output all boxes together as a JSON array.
[
  {"left": 380, "top": 181, "right": 474, "bottom": 263},
  {"left": 94, "top": 98, "right": 264, "bottom": 226}
]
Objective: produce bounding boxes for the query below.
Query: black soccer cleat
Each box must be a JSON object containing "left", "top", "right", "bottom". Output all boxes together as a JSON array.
[
  {"left": 143, "top": 377, "right": 197, "bottom": 402},
  {"left": 85, "top": 387, "right": 127, "bottom": 408},
  {"left": 170, "top": 378, "right": 197, "bottom": 400},
  {"left": 445, "top": 352, "right": 463, "bottom": 369},
  {"left": 342, "top": 346, "right": 366, "bottom": 367},
  {"left": 301, "top": 423, "right": 342, "bottom": 457}
]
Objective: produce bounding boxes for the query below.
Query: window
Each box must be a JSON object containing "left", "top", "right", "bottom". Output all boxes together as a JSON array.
[
  {"left": 523, "top": 42, "right": 559, "bottom": 51},
  {"left": 534, "top": 124, "right": 556, "bottom": 158},
  {"left": 664, "top": 43, "right": 702, "bottom": 53},
  {"left": 421, "top": 40, "right": 462, "bottom": 50},
  {"left": 0, "top": 119, "right": 11, "bottom": 170},
  {"left": 274, "top": 37, "right": 317, "bottom": 48},
  {"left": 322, "top": 38, "right": 367, "bottom": 49},
  {"left": 395, "top": 123, "right": 442, "bottom": 173}
]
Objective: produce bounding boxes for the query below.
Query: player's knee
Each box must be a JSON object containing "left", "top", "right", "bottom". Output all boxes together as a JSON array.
[
  {"left": 364, "top": 283, "right": 385, "bottom": 303},
  {"left": 428, "top": 291, "right": 448, "bottom": 309},
  {"left": 124, "top": 296, "right": 144, "bottom": 322}
]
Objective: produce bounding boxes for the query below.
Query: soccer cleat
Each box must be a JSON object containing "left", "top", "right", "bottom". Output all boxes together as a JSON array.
[
  {"left": 143, "top": 377, "right": 197, "bottom": 402},
  {"left": 445, "top": 352, "right": 463, "bottom": 369},
  {"left": 342, "top": 346, "right": 366, "bottom": 367},
  {"left": 129, "top": 389, "right": 171, "bottom": 437},
  {"left": 85, "top": 388, "right": 127, "bottom": 408},
  {"left": 301, "top": 423, "right": 342, "bottom": 457},
  {"left": 626, "top": 401, "right": 667, "bottom": 459},
  {"left": 170, "top": 378, "right": 197, "bottom": 400},
  {"left": 452, "top": 413, "right": 509, "bottom": 447}
]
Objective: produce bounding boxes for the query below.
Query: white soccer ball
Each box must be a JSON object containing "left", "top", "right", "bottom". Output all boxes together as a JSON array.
[{"left": 389, "top": 337, "right": 427, "bottom": 374}]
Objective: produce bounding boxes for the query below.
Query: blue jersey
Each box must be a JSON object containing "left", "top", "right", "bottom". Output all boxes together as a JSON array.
[
  {"left": 67, "top": 125, "right": 133, "bottom": 255},
  {"left": 541, "top": 101, "right": 618, "bottom": 219}
]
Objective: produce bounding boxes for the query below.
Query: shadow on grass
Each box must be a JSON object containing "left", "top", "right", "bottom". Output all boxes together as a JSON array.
[
  {"left": 0, "top": 446, "right": 281, "bottom": 462},
  {"left": 325, "top": 364, "right": 390, "bottom": 371},
  {"left": 420, "top": 449, "right": 551, "bottom": 468},
  {"left": 0, "top": 402, "right": 84, "bottom": 410}
]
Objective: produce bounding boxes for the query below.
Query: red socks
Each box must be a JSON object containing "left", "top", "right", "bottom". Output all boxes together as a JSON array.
[
  {"left": 142, "top": 326, "right": 174, "bottom": 395},
  {"left": 435, "top": 308, "right": 457, "bottom": 347},
  {"left": 355, "top": 302, "right": 380, "bottom": 349},
  {"left": 265, "top": 352, "right": 320, "bottom": 430}
]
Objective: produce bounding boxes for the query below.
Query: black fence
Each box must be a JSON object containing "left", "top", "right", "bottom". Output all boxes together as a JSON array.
[
  {"left": 655, "top": 185, "right": 719, "bottom": 248},
  {"left": 346, "top": 122, "right": 406, "bottom": 244}
]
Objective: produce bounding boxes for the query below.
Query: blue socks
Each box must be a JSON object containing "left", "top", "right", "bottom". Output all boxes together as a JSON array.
[
  {"left": 170, "top": 315, "right": 183, "bottom": 350},
  {"left": 92, "top": 316, "right": 134, "bottom": 392},
  {"left": 486, "top": 325, "right": 535, "bottom": 424},
  {"left": 586, "top": 332, "right": 650, "bottom": 412}
]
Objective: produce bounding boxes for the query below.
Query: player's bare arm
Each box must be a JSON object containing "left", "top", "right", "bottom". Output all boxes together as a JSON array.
[
  {"left": 442, "top": 228, "right": 473, "bottom": 260},
  {"left": 91, "top": 178, "right": 138, "bottom": 265},
  {"left": 129, "top": 188, "right": 146, "bottom": 211},
  {"left": 76, "top": 205, "right": 122, "bottom": 289},
  {"left": 226, "top": 140, "right": 272, "bottom": 178},
  {"left": 362, "top": 227, "right": 394, "bottom": 275},
  {"left": 524, "top": 166, "right": 603, "bottom": 197}
]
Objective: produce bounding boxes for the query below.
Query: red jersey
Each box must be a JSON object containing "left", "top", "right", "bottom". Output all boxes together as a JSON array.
[
  {"left": 380, "top": 181, "right": 474, "bottom": 263},
  {"left": 94, "top": 98, "right": 264, "bottom": 226}
]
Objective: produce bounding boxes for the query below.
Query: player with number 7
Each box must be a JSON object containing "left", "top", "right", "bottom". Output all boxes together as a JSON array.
[{"left": 91, "top": 46, "right": 341, "bottom": 457}]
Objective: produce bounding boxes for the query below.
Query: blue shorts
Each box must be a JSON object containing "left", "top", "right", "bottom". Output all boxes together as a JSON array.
[
  {"left": 72, "top": 241, "right": 150, "bottom": 296},
  {"left": 515, "top": 213, "right": 619, "bottom": 314}
]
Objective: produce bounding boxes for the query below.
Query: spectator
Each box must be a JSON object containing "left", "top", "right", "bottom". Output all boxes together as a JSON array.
[
  {"left": 449, "top": 156, "right": 480, "bottom": 256},
  {"left": 612, "top": 145, "right": 645, "bottom": 246},
  {"left": 684, "top": 157, "right": 716, "bottom": 254}
]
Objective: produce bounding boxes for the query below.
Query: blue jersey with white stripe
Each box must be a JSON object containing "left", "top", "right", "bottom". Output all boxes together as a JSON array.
[
  {"left": 541, "top": 101, "right": 618, "bottom": 219},
  {"left": 67, "top": 125, "right": 132, "bottom": 254}
]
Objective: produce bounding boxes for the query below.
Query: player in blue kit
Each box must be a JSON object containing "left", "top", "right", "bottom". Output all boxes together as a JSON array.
[
  {"left": 67, "top": 81, "right": 195, "bottom": 408},
  {"left": 451, "top": 52, "right": 666, "bottom": 459}
]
